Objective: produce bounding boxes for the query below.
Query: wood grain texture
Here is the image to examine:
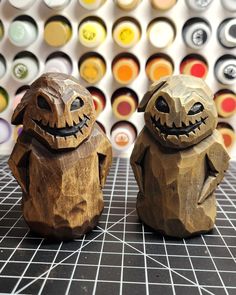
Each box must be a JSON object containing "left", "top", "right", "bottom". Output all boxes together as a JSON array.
[
  {"left": 131, "top": 75, "right": 230, "bottom": 238},
  {"left": 8, "top": 73, "right": 112, "bottom": 240}
]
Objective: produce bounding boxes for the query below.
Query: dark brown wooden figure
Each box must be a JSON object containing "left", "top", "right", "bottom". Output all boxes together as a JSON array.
[
  {"left": 8, "top": 73, "right": 112, "bottom": 240},
  {"left": 131, "top": 75, "right": 230, "bottom": 238}
]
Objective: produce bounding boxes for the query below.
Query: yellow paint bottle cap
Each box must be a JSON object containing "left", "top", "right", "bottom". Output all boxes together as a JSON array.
[
  {"left": 80, "top": 56, "right": 106, "bottom": 84},
  {"left": 44, "top": 20, "right": 72, "bottom": 47},
  {"left": 0, "top": 88, "right": 8, "bottom": 113},
  {"left": 146, "top": 57, "right": 173, "bottom": 82},
  {"left": 78, "top": 0, "right": 105, "bottom": 10},
  {"left": 112, "top": 57, "right": 139, "bottom": 84},
  {"left": 113, "top": 20, "right": 141, "bottom": 48},
  {"left": 78, "top": 20, "right": 106, "bottom": 48},
  {"left": 0, "top": 21, "right": 4, "bottom": 41}
]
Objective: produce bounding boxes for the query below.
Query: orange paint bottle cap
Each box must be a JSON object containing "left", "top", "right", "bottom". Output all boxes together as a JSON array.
[
  {"left": 218, "top": 127, "right": 235, "bottom": 149},
  {"left": 146, "top": 57, "right": 173, "bottom": 82},
  {"left": 112, "top": 57, "right": 139, "bottom": 84}
]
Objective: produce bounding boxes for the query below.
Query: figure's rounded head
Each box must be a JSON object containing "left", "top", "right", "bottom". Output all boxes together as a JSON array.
[
  {"left": 139, "top": 75, "right": 218, "bottom": 149},
  {"left": 12, "top": 73, "right": 96, "bottom": 149}
]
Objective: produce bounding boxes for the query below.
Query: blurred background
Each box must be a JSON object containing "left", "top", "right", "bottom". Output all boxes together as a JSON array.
[{"left": 0, "top": 0, "right": 235, "bottom": 157}]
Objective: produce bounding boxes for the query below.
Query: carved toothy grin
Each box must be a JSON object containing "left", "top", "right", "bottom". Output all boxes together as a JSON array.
[
  {"left": 34, "top": 115, "right": 90, "bottom": 137},
  {"left": 151, "top": 116, "right": 208, "bottom": 136}
]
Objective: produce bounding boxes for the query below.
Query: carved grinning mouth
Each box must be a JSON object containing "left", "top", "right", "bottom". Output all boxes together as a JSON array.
[
  {"left": 151, "top": 116, "right": 208, "bottom": 137},
  {"left": 33, "top": 115, "right": 90, "bottom": 137}
]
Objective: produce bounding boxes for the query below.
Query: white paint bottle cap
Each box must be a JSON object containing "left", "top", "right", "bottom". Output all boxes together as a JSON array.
[
  {"left": 221, "top": 0, "right": 236, "bottom": 12},
  {"left": 218, "top": 18, "right": 236, "bottom": 49},
  {"left": 11, "top": 56, "right": 39, "bottom": 83},
  {"left": 185, "top": 0, "right": 213, "bottom": 11},
  {"left": 45, "top": 56, "right": 72, "bottom": 75},
  {"left": 8, "top": 20, "right": 37, "bottom": 47},
  {"left": 111, "top": 122, "right": 136, "bottom": 151},
  {"left": 44, "top": 0, "right": 71, "bottom": 10},
  {"left": 8, "top": 0, "right": 35, "bottom": 10},
  {"left": 215, "top": 56, "right": 236, "bottom": 85},
  {"left": 115, "top": 0, "right": 141, "bottom": 10},
  {"left": 0, "top": 56, "right": 6, "bottom": 79},
  {"left": 148, "top": 20, "right": 175, "bottom": 48},
  {"left": 183, "top": 18, "right": 211, "bottom": 49}
]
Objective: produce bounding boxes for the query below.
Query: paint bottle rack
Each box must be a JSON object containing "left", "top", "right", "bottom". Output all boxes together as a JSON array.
[{"left": 0, "top": 0, "right": 235, "bottom": 158}]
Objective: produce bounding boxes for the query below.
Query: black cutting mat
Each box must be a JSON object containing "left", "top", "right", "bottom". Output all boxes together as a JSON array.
[{"left": 0, "top": 155, "right": 235, "bottom": 295}]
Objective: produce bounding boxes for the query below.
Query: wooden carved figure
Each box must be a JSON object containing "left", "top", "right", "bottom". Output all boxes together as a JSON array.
[
  {"left": 131, "top": 75, "right": 230, "bottom": 238},
  {"left": 8, "top": 73, "right": 112, "bottom": 240}
]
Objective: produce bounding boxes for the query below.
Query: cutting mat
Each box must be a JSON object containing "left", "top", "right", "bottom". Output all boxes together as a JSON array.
[{"left": 0, "top": 155, "right": 235, "bottom": 295}]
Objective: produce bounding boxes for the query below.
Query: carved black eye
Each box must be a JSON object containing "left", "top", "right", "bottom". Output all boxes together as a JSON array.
[
  {"left": 155, "top": 96, "right": 170, "bottom": 113},
  {"left": 188, "top": 103, "right": 204, "bottom": 115},
  {"left": 37, "top": 95, "right": 51, "bottom": 111},
  {"left": 70, "top": 97, "right": 84, "bottom": 111}
]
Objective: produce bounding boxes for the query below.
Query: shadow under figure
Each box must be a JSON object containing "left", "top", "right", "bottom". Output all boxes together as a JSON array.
[
  {"left": 8, "top": 73, "right": 112, "bottom": 241},
  {"left": 130, "top": 75, "right": 230, "bottom": 238}
]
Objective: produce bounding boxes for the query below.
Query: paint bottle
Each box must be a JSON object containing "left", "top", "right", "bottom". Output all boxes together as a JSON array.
[
  {"left": 0, "top": 118, "right": 11, "bottom": 144},
  {"left": 150, "top": 0, "right": 177, "bottom": 10},
  {"left": 13, "top": 85, "right": 30, "bottom": 110},
  {"left": 115, "top": 0, "right": 141, "bottom": 10},
  {"left": 44, "top": 0, "right": 71, "bottom": 10},
  {"left": 112, "top": 53, "right": 139, "bottom": 85},
  {"left": 113, "top": 17, "right": 141, "bottom": 48},
  {"left": 214, "top": 55, "right": 236, "bottom": 85},
  {"left": 111, "top": 88, "right": 138, "bottom": 119},
  {"left": 11, "top": 52, "right": 39, "bottom": 83},
  {"left": 146, "top": 54, "right": 173, "bottom": 82},
  {"left": 78, "top": 17, "right": 106, "bottom": 48},
  {"left": 180, "top": 54, "right": 208, "bottom": 79},
  {"left": 214, "top": 90, "right": 236, "bottom": 118},
  {"left": 8, "top": 0, "right": 35, "bottom": 10},
  {"left": 182, "top": 18, "right": 211, "bottom": 50},
  {"left": 78, "top": 0, "right": 106, "bottom": 10},
  {"left": 221, "top": 0, "right": 236, "bottom": 12},
  {"left": 44, "top": 16, "right": 72, "bottom": 47},
  {"left": 0, "top": 20, "right": 4, "bottom": 41},
  {"left": 217, "top": 122, "right": 236, "bottom": 149},
  {"left": 79, "top": 53, "right": 106, "bottom": 84},
  {"left": 0, "top": 87, "right": 9, "bottom": 113},
  {"left": 110, "top": 121, "right": 137, "bottom": 151},
  {"left": 147, "top": 18, "right": 175, "bottom": 48},
  {"left": 218, "top": 18, "right": 236, "bottom": 49},
  {"left": 185, "top": 0, "right": 213, "bottom": 11},
  {"left": 0, "top": 55, "right": 6, "bottom": 79},
  {"left": 8, "top": 16, "right": 38, "bottom": 47},
  {"left": 87, "top": 87, "right": 106, "bottom": 116},
  {"left": 45, "top": 52, "right": 72, "bottom": 75}
]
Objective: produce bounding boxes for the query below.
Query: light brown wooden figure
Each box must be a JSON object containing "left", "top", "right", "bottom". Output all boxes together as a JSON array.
[
  {"left": 131, "top": 75, "right": 230, "bottom": 238},
  {"left": 8, "top": 73, "right": 112, "bottom": 240}
]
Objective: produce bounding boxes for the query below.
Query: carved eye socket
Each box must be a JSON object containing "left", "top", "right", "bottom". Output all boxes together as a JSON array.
[
  {"left": 188, "top": 103, "right": 204, "bottom": 115},
  {"left": 37, "top": 95, "right": 51, "bottom": 111},
  {"left": 155, "top": 96, "right": 170, "bottom": 113},
  {"left": 70, "top": 97, "right": 84, "bottom": 111}
]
